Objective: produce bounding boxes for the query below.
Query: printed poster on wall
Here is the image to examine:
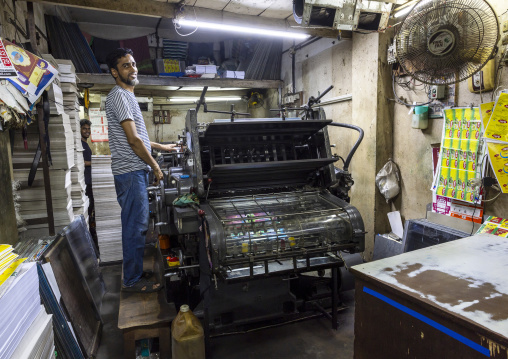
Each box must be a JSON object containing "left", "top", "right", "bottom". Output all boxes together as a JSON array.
[
  {"left": 432, "top": 107, "right": 484, "bottom": 204},
  {"left": 89, "top": 108, "right": 109, "bottom": 142},
  {"left": 483, "top": 93, "right": 508, "bottom": 193}
]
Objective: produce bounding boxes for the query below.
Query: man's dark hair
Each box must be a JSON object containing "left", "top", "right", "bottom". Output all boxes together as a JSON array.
[
  {"left": 105, "top": 48, "right": 134, "bottom": 75},
  {"left": 80, "top": 119, "right": 92, "bottom": 128}
]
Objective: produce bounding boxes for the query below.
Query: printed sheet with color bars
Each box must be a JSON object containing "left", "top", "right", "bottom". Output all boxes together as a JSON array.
[
  {"left": 432, "top": 107, "right": 484, "bottom": 204},
  {"left": 483, "top": 93, "right": 508, "bottom": 193}
]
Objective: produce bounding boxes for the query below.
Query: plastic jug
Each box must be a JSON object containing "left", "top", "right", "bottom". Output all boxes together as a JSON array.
[{"left": 171, "top": 304, "right": 205, "bottom": 359}]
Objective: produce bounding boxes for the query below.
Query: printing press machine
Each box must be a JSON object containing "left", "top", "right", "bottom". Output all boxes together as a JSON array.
[{"left": 147, "top": 90, "right": 365, "bottom": 336}]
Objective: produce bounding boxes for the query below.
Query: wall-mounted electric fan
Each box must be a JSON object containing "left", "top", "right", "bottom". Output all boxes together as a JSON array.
[{"left": 395, "top": 0, "right": 499, "bottom": 85}]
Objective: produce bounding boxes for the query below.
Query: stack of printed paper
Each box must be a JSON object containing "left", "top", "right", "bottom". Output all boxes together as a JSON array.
[
  {"left": 11, "top": 122, "right": 74, "bottom": 233},
  {"left": 56, "top": 58, "right": 88, "bottom": 218},
  {"left": 0, "top": 262, "right": 47, "bottom": 359},
  {"left": 13, "top": 168, "right": 74, "bottom": 232},
  {"left": 0, "top": 245, "right": 17, "bottom": 274},
  {"left": 476, "top": 216, "right": 508, "bottom": 237},
  {"left": 56, "top": 59, "right": 76, "bottom": 84},
  {"left": 92, "top": 155, "right": 122, "bottom": 262},
  {"left": 9, "top": 305, "right": 54, "bottom": 359}
]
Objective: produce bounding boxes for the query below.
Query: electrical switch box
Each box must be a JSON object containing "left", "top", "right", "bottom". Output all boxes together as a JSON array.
[{"left": 430, "top": 85, "right": 445, "bottom": 100}]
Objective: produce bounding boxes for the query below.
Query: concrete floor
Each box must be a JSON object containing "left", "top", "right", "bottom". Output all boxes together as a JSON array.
[{"left": 97, "top": 264, "right": 355, "bottom": 359}]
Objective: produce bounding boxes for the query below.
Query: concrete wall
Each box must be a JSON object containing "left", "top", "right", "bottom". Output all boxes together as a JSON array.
[
  {"left": 392, "top": 0, "right": 508, "bottom": 224},
  {"left": 281, "top": 1, "right": 508, "bottom": 259},
  {"left": 281, "top": 38, "right": 356, "bottom": 172},
  {"left": 282, "top": 35, "right": 393, "bottom": 259}
]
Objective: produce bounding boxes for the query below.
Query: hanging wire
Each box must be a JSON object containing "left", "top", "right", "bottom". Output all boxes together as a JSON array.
[
  {"left": 390, "top": 65, "right": 434, "bottom": 107},
  {"left": 173, "top": 5, "right": 199, "bottom": 37}
]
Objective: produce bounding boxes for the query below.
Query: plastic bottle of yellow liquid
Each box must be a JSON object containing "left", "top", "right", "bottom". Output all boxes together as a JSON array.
[{"left": 171, "top": 304, "right": 205, "bottom": 359}]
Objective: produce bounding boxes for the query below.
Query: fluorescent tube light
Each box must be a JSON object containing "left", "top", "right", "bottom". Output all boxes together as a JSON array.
[
  {"left": 178, "top": 87, "right": 246, "bottom": 91},
  {"left": 176, "top": 19, "right": 310, "bottom": 40},
  {"left": 169, "top": 96, "right": 242, "bottom": 103},
  {"left": 392, "top": 0, "right": 417, "bottom": 18}
]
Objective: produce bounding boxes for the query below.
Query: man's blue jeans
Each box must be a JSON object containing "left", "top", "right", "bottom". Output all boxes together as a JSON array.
[{"left": 114, "top": 170, "right": 149, "bottom": 287}]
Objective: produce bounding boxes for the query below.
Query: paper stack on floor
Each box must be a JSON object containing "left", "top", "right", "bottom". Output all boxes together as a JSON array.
[
  {"left": 92, "top": 155, "right": 122, "bottom": 262},
  {"left": 9, "top": 305, "right": 55, "bottom": 359},
  {"left": 0, "top": 262, "right": 53, "bottom": 359}
]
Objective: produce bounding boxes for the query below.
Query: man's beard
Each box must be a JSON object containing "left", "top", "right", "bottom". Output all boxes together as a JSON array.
[{"left": 119, "top": 73, "right": 139, "bottom": 86}]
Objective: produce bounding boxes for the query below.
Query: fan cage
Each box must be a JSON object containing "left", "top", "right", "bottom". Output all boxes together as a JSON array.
[{"left": 395, "top": 0, "right": 499, "bottom": 85}]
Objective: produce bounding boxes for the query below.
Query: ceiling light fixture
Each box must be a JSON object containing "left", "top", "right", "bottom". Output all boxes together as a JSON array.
[
  {"left": 392, "top": 0, "right": 418, "bottom": 18},
  {"left": 169, "top": 96, "right": 242, "bottom": 103},
  {"left": 175, "top": 19, "right": 310, "bottom": 40}
]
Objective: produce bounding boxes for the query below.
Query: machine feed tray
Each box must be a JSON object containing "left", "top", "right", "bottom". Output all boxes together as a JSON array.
[
  {"left": 207, "top": 158, "right": 337, "bottom": 187},
  {"left": 203, "top": 120, "right": 332, "bottom": 140}
]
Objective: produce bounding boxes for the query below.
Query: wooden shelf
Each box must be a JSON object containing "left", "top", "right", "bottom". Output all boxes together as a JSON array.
[{"left": 77, "top": 73, "right": 282, "bottom": 89}]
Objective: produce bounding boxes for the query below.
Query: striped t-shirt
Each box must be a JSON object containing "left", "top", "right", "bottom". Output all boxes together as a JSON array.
[{"left": 105, "top": 86, "right": 151, "bottom": 175}]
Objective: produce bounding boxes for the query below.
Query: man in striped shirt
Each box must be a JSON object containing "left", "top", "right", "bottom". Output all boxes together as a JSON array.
[{"left": 105, "top": 48, "right": 177, "bottom": 293}]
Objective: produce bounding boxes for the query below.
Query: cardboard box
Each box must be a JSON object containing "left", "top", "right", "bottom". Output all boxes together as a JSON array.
[
  {"left": 155, "top": 59, "right": 185, "bottom": 74},
  {"left": 195, "top": 65, "right": 217, "bottom": 74},
  {"left": 220, "top": 70, "right": 245, "bottom": 79}
]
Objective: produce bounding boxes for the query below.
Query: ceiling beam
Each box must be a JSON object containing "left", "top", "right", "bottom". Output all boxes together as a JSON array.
[
  {"left": 29, "top": 0, "right": 342, "bottom": 38},
  {"left": 28, "top": 0, "right": 175, "bottom": 18},
  {"left": 77, "top": 73, "right": 282, "bottom": 89}
]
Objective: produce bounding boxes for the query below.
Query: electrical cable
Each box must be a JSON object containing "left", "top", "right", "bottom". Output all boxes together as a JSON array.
[
  {"left": 470, "top": 199, "right": 478, "bottom": 235},
  {"left": 173, "top": 5, "right": 199, "bottom": 37},
  {"left": 491, "top": 56, "right": 505, "bottom": 101},
  {"left": 391, "top": 67, "right": 434, "bottom": 107},
  {"left": 327, "top": 123, "right": 364, "bottom": 172}
]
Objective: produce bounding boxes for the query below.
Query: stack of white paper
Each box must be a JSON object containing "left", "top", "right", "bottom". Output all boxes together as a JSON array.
[
  {"left": 13, "top": 168, "right": 74, "bottom": 232},
  {"left": 47, "top": 82, "right": 65, "bottom": 115},
  {"left": 0, "top": 262, "right": 45, "bottom": 359},
  {"left": 92, "top": 155, "right": 123, "bottom": 262},
  {"left": 9, "top": 306, "right": 54, "bottom": 359},
  {"left": 56, "top": 59, "right": 76, "bottom": 83},
  {"left": 47, "top": 113, "right": 75, "bottom": 170},
  {"left": 11, "top": 119, "right": 74, "bottom": 234},
  {"left": 56, "top": 58, "right": 88, "bottom": 218}
]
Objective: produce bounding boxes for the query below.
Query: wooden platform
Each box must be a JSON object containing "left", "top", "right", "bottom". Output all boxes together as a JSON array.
[{"left": 118, "top": 246, "right": 177, "bottom": 359}]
